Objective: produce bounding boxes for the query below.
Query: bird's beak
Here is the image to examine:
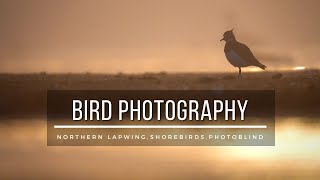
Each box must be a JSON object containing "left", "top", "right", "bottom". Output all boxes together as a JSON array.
[{"left": 220, "top": 37, "right": 225, "bottom": 41}]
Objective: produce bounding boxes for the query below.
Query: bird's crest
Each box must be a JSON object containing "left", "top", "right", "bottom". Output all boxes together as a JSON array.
[{"left": 221, "top": 29, "right": 236, "bottom": 42}]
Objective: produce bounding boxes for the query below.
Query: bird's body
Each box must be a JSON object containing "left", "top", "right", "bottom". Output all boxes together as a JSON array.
[
  {"left": 225, "top": 48, "right": 250, "bottom": 67},
  {"left": 221, "top": 30, "right": 266, "bottom": 77}
]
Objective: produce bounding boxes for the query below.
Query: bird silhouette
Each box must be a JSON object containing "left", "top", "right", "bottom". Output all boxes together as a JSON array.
[{"left": 220, "top": 29, "right": 266, "bottom": 78}]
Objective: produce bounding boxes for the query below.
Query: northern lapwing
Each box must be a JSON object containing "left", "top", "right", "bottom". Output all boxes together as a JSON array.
[{"left": 220, "top": 29, "right": 266, "bottom": 78}]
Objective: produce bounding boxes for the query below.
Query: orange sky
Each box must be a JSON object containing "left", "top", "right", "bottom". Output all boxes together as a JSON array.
[{"left": 1, "top": 0, "right": 319, "bottom": 73}]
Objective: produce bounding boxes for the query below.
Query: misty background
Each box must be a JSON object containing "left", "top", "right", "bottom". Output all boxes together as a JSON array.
[{"left": 0, "top": 0, "right": 319, "bottom": 73}]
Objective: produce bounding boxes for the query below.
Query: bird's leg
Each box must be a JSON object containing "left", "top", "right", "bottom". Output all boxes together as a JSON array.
[{"left": 238, "top": 67, "right": 242, "bottom": 78}]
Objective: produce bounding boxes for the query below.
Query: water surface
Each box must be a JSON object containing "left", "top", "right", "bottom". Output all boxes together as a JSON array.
[{"left": 0, "top": 117, "right": 319, "bottom": 179}]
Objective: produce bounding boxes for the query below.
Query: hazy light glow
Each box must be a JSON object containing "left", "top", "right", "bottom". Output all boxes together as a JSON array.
[
  {"left": 293, "top": 66, "right": 306, "bottom": 71},
  {"left": 247, "top": 67, "right": 263, "bottom": 72}
]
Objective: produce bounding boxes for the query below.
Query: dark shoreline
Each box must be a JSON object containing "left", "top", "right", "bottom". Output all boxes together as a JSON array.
[{"left": 1, "top": 70, "right": 320, "bottom": 119}]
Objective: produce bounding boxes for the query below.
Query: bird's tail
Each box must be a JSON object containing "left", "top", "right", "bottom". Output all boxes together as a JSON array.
[{"left": 257, "top": 63, "right": 267, "bottom": 70}]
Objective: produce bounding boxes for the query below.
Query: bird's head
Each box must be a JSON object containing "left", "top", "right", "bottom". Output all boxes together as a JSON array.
[{"left": 220, "top": 29, "right": 236, "bottom": 42}]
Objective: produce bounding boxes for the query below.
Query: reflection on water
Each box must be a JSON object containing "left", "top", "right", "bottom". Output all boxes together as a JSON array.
[
  {"left": 228, "top": 119, "right": 320, "bottom": 161},
  {"left": 0, "top": 117, "right": 319, "bottom": 179}
]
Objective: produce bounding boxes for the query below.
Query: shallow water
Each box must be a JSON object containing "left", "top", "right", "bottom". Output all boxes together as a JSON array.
[{"left": 0, "top": 117, "right": 319, "bottom": 179}]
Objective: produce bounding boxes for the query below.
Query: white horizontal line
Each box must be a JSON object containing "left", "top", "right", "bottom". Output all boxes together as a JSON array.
[{"left": 54, "top": 125, "right": 267, "bottom": 129}]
